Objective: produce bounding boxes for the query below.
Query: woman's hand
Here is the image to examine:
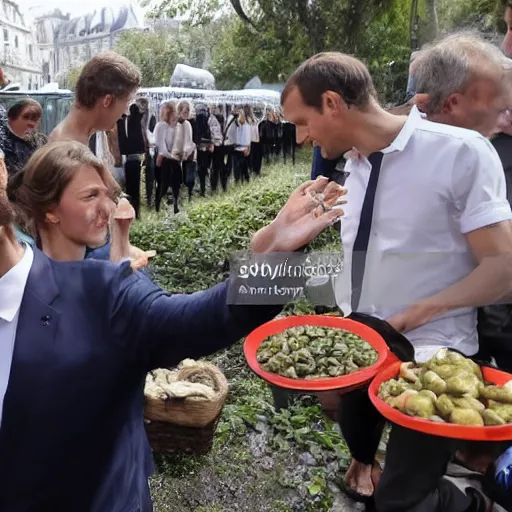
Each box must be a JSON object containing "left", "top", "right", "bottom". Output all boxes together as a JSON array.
[
  {"left": 156, "top": 154, "right": 163, "bottom": 167},
  {"left": 250, "top": 177, "right": 347, "bottom": 253}
]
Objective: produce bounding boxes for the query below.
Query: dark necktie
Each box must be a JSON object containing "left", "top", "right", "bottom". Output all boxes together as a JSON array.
[{"left": 351, "top": 151, "right": 384, "bottom": 311}]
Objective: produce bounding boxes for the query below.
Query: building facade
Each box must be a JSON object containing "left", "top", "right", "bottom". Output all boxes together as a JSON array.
[
  {"left": 33, "top": 4, "right": 144, "bottom": 86},
  {"left": 0, "top": 0, "right": 42, "bottom": 90}
]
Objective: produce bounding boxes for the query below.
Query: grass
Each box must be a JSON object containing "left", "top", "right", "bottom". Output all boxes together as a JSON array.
[{"left": 131, "top": 151, "right": 355, "bottom": 511}]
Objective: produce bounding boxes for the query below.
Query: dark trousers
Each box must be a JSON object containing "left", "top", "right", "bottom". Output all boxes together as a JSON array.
[
  {"left": 250, "top": 142, "right": 263, "bottom": 176},
  {"left": 155, "top": 158, "right": 171, "bottom": 213},
  {"left": 125, "top": 156, "right": 142, "bottom": 219},
  {"left": 224, "top": 145, "right": 234, "bottom": 183},
  {"left": 263, "top": 142, "right": 273, "bottom": 165},
  {"left": 183, "top": 160, "right": 196, "bottom": 201},
  {"left": 144, "top": 152, "right": 155, "bottom": 208},
  {"left": 170, "top": 159, "right": 183, "bottom": 213},
  {"left": 283, "top": 139, "right": 296, "bottom": 166},
  {"left": 197, "top": 150, "right": 212, "bottom": 197},
  {"left": 233, "top": 151, "right": 250, "bottom": 183},
  {"left": 339, "top": 390, "right": 478, "bottom": 512},
  {"left": 211, "top": 146, "right": 226, "bottom": 192}
]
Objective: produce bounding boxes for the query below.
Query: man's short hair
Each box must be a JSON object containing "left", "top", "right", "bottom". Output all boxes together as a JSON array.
[
  {"left": 281, "top": 52, "right": 377, "bottom": 110},
  {"left": 414, "top": 32, "right": 509, "bottom": 115},
  {"left": 75, "top": 51, "right": 141, "bottom": 109}
]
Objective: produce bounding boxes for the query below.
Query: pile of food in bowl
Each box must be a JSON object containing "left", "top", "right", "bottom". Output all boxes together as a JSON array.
[
  {"left": 256, "top": 325, "right": 379, "bottom": 379},
  {"left": 378, "top": 348, "right": 512, "bottom": 426}
]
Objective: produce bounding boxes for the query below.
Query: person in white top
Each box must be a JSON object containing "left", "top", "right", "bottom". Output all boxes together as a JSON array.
[
  {"left": 233, "top": 108, "right": 251, "bottom": 184},
  {"left": 244, "top": 105, "right": 263, "bottom": 176},
  {"left": 281, "top": 50, "right": 512, "bottom": 512},
  {"left": 208, "top": 106, "right": 225, "bottom": 193},
  {"left": 172, "top": 100, "right": 196, "bottom": 206},
  {"left": 153, "top": 101, "right": 177, "bottom": 213}
]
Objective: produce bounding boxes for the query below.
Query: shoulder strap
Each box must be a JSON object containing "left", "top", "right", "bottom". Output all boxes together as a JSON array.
[
  {"left": 223, "top": 116, "right": 237, "bottom": 143},
  {"left": 351, "top": 152, "right": 384, "bottom": 311}
]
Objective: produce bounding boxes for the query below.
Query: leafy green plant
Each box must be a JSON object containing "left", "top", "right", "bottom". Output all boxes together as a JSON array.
[{"left": 142, "top": 156, "right": 354, "bottom": 511}]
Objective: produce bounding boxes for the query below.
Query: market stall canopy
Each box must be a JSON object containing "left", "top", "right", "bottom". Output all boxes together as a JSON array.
[{"left": 170, "top": 64, "right": 216, "bottom": 90}]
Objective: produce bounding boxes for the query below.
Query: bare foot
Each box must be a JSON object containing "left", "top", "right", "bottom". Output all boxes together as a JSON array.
[{"left": 344, "top": 459, "right": 375, "bottom": 497}]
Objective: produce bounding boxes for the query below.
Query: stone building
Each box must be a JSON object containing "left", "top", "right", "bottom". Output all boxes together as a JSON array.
[
  {"left": 33, "top": 4, "right": 144, "bottom": 85},
  {"left": 0, "top": 0, "right": 42, "bottom": 89}
]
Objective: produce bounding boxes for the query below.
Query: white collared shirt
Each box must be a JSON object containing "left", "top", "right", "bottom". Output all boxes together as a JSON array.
[
  {"left": 335, "top": 106, "right": 512, "bottom": 362},
  {"left": 0, "top": 244, "right": 34, "bottom": 427}
]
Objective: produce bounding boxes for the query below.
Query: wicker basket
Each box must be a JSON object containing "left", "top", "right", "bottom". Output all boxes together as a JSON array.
[
  {"left": 144, "top": 413, "right": 222, "bottom": 455},
  {"left": 144, "top": 361, "right": 228, "bottom": 454},
  {"left": 144, "top": 362, "right": 229, "bottom": 428}
]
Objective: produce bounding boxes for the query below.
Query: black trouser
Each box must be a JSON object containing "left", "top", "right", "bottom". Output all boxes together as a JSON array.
[
  {"left": 211, "top": 146, "right": 225, "bottom": 192},
  {"left": 233, "top": 150, "right": 250, "bottom": 183},
  {"left": 144, "top": 152, "right": 155, "bottom": 208},
  {"left": 124, "top": 156, "right": 142, "bottom": 219},
  {"left": 197, "top": 150, "right": 212, "bottom": 197},
  {"left": 170, "top": 159, "right": 183, "bottom": 213},
  {"left": 250, "top": 142, "right": 263, "bottom": 176},
  {"left": 155, "top": 157, "right": 172, "bottom": 213},
  {"left": 283, "top": 139, "right": 295, "bottom": 166},
  {"left": 224, "top": 145, "right": 234, "bottom": 184},
  {"left": 183, "top": 160, "right": 196, "bottom": 201},
  {"left": 374, "top": 425, "right": 476, "bottom": 512},
  {"left": 339, "top": 384, "right": 482, "bottom": 512},
  {"left": 263, "top": 142, "right": 273, "bottom": 165}
]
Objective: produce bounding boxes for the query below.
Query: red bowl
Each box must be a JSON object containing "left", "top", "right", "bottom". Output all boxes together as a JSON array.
[
  {"left": 244, "top": 315, "right": 393, "bottom": 392},
  {"left": 369, "top": 362, "right": 512, "bottom": 441}
]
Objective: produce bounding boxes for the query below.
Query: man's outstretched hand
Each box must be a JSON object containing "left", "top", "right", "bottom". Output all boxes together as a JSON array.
[{"left": 250, "top": 177, "right": 347, "bottom": 253}]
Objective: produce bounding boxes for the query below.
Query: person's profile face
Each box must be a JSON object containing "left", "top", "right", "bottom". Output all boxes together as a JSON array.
[
  {"left": 102, "top": 91, "right": 136, "bottom": 130},
  {"left": 282, "top": 86, "right": 348, "bottom": 160}
]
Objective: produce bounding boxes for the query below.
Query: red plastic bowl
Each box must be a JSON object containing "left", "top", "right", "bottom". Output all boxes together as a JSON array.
[
  {"left": 244, "top": 315, "right": 393, "bottom": 392},
  {"left": 369, "top": 362, "right": 512, "bottom": 441}
]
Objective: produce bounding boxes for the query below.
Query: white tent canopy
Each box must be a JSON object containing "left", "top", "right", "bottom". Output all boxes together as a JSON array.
[{"left": 170, "top": 64, "right": 216, "bottom": 90}]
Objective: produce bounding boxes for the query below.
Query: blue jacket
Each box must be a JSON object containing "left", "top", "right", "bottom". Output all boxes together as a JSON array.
[
  {"left": 15, "top": 229, "right": 111, "bottom": 261},
  {"left": 0, "top": 249, "right": 279, "bottom": 511},
  {"left": 311, "top": 146, "right": 340, "bottom": 180}
]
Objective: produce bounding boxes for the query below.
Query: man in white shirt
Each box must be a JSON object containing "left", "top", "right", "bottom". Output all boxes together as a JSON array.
[{"left": 282, "top": 47, "right": 512, "bottom": 512}]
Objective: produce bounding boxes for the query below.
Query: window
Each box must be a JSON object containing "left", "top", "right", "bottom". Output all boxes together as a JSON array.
[
  {"left": 14, "top": 35, "right": 18, "bottom": 49},
  {"left": 3, "top": 29, "right": 8, "bottom": 42},
  {"left": 28, "top": 44, "right": 33, "bottom": 60}
]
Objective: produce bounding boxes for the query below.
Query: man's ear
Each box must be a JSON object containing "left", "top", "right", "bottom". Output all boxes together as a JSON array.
[
  {"left": 102, "top": 95, "right": 114, "bottom": 109},
  {"left": 410, "top": 93, "right": 430, "bottom": 113},
  {"left": 322, "top": 91, "right": 346, "bottom": 115}
]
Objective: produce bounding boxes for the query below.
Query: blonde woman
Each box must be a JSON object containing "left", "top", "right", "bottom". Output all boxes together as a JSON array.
[
  {"left": 153, "top": 101, "right": 177, "bottom": 212},
  {"left": 233, "top": 107, "right": 251, "bottom": 183},
  {"left": 244, "top": 105, "right": 262, "bottom": 176},
  {"left": 168, "top": 100, "right": 196, "bottom": 209}
]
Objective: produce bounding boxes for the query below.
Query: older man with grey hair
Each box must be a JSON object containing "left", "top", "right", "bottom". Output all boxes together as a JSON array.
[{"left": 412, "top": 32, "right": 512, "bottom": 137}]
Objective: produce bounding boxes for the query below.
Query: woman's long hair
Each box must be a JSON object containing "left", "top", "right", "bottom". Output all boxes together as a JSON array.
[{"left": 13, "top": 141, "right": 121, "bottom": 242}]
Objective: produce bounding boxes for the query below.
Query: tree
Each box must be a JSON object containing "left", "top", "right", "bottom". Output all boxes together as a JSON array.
[{"left": 114, "top": 29, "right": 186, "bottom": 87}]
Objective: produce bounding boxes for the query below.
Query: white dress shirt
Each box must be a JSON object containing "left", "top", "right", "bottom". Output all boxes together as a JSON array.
[
  {"left": 335, "top": 106, "right": 512, "bottom": 362},
  {"left": 0, "top": 244, "right": 34, "bottom": 427}
]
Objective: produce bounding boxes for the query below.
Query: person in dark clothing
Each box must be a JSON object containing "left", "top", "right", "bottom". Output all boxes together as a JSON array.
[
  {"left": 195, "top": 106, "right": 213, "bottom": 197},
  {"left": 209, "top": 105, "right": 225, "bottom": 193},
  {"left": 123, "top": 103, "right": 146, "bottom": 219},
  {"left": 259, "top": 110, "right": 277, "bottom": 165},
  {"left": 282, "top": 121, "right": 296, "bottom": 165},
  {"left": 4, "top": 99, "right": 46, "bottom": 182},
  {"left": 477, "top": 112, "right": 512, "bottom": 373},
  {"left": 311, "top": 144, "right": 340, "bottom": 180}
]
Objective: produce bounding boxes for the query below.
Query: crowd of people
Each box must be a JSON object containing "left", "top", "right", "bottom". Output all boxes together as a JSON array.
[
  {"left": 2, "top": 4, "right": 512, "bottom": 512},
  {"left": 0, "top": 74, "right": 297, "bottom": 222}
]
